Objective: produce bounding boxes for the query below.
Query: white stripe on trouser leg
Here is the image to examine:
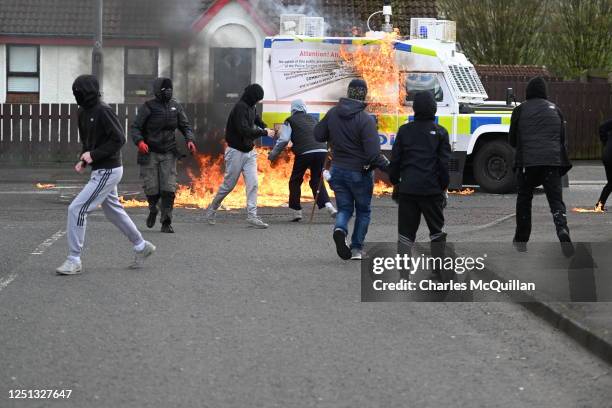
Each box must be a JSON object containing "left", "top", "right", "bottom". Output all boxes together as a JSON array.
[
  {"left": 398, "top": 234, "right": 414, "bottom": 246},
  {"left": 67, "top": 166, "right": 142, "bottom": 259}
]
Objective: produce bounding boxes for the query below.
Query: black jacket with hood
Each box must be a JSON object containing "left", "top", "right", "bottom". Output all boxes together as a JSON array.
[
  {"left": 509, "top": 77, "right": 571, "bottom": 174},
  {"left": 388, "top": 91, "right": 451, "bottom": 195},
  {"left": 130, "top": 77, "right": 194, "bottom": 156},
  {"left": 225, "top": 84, "right": 267, "bottom": 153},
  {"left": 73, "top": 75, "right": 124, "bottom": 170},
  {"left": 314, "top": 97, "right": 386, "bottom": 171}
]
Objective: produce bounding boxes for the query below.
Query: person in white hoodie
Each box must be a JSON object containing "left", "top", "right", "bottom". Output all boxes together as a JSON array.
[{"left": 268, "top": 99, "right": 337, "bottom": 221}]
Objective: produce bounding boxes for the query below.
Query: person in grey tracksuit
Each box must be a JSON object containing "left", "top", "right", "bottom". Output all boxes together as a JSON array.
[{"left": 55, "top": 75, "right": 155, "bottom": 275}]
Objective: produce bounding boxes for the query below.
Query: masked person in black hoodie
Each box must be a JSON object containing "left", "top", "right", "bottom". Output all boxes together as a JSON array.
[
  {"left": 131, "top": 77, "right": 196, "bottom": 233},
  {"left": 388, "top": 91, "right": 451, "bottom": 249},
  {"left": 595, "top": 118, "right": 612, "bottom": 210},
  {"left": 205, "top": 84, "right": 275, "bottom": 228},
  {"left": 56, "top": 75, "right": 155, "bottom": 275},
  {"left": 509, "top": 76, "right": 572, "bottom": 243},
  {"left": 315, "top": 79, "right": 389, "bottom": 260}
]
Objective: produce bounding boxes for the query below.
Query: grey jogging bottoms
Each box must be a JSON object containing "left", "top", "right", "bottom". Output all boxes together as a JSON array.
[{"left": 67, "top": 166, "right": 143, "bottom": 260}]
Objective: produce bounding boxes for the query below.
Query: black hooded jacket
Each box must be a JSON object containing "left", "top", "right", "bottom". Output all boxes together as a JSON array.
[
  {"left": 388, "top": 91, "right": 451, "bottom": 195},
  {"left": 225, "top": 84, "right": 267, "bottom": 153},
  {"left": 314, "top": 97, "right": 386, "bottom": 171},
  {"left": 130, "top": 77, "right": 194, "bottom": 155},
  {"left": 73, "top": 75, "right": 124, "bottom": 170},
  {"left": 509, "top": 77, "right": 571, "bottom": 173}
]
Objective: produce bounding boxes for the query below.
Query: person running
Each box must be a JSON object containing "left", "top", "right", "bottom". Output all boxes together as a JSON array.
[
  {"left": 130, "top": 77, "right": 197, "bottom": 233},
  {"left": 268, "top": 99, "right": 337, "bottom": 222},
  {"left": 596, "top": 118, "right": 612, "bottom": 210},
  {"left": 509, "top": 76, "right": 572, "bottom": 243},
  {"left": 56, "top": 75, "right": 155, "bottom": 275},
  {"left": 314, "top": 79, "right": 388, "bottom": 260},
  {"left": 388, "top": 91, "right": 451, "bottom": 250},
  {"left": 205, "top": 84, "right": 275, "bottom": 228}
]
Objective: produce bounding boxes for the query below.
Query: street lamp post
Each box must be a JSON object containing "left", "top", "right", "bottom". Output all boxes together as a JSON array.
[{"left": 92, "top": 0, "right": 104, "bottom": 90}]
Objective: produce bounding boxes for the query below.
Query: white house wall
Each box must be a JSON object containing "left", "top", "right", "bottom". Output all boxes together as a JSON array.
[
  {"left": 0, "top": 44, "right": 6, "bottom": 103},
  {"left": 39, "top": 45, "right": 91, "bottom": 103}
]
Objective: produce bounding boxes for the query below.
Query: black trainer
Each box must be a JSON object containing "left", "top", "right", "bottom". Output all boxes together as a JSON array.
[
  {"left": 161, "top": 223, "right": 174, "bottom": 233},
  {"left": 333, "top": 228, "right": 351, "bottom": 260},
  {"left": 146, "top": 210, "right": 158, "bottom": 228}
]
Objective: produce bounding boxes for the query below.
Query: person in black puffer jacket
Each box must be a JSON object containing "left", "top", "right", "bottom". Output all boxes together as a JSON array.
[
  {"left": 130, "top": 77, "right": 196, "bottom": 233},
  {"left": 388, "top": 91, "right": 451, "bottom": 248},
  {"left": 509, "top": 76, "right": 572, "bottom": 243}
]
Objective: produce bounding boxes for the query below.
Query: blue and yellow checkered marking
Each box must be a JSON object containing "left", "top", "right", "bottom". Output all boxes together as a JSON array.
[{"left": 262, "top": 111, "right": 510, "bottom": 146}]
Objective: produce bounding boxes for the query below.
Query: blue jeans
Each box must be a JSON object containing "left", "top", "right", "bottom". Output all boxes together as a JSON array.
[{"left": 329, "top": 166, "right": 374, "bottom": 250}]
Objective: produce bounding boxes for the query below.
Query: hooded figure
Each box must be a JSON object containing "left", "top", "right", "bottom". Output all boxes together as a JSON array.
[
  {"left": 205, "top": 83, "right": 272, "bottom": 229},
  {"left": 509, "top": 77, "right": 572, "bottom": 244},
  {"left": 388, "top": 91, "right": 451, "bottom": 196},
  {"left": 314, "top": 79, "right": 387, "bottom": 260},
  {"left": 56, "top": 75, "right": 155, "bottom": 275},
  {"left": 130, "top": 77, "right": 196, "bottom": 233},
  {"left": 268, "top": 99, "right": 336, "bottom": 221},
  {"left": 387, "top": 90, "right": 451, "bottom": 253},
  {"left": 72, "top": 75, "right": 101, "bottom": 109},
  {"left": 509, "top": 76, "right": 571, "bottom": 172}
]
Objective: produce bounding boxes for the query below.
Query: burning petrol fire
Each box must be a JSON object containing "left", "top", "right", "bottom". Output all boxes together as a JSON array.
[
  {"left": 120, "top": 148, "right": 393, "bottom": 209},
  {"left": 448, "top": 188, "right": 475, "bottom": 196},
  {"left": 572, "top": 202, "right": 605, "bottom": 213},
  {"left": 36, "top": 183, "right": 56, "bottom": 189},
  {"left": 339, "top": 30, "right": 406, "bottom": 114}
]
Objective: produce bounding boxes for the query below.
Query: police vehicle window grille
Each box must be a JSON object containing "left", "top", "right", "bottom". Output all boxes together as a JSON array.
[{"left": 448, "top": 65, "right": 486, "bottom": 95}]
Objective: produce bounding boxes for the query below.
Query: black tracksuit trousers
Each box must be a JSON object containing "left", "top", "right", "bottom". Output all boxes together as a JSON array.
[
  {"left": 289, "top": 152, "right": 330, "bottom": 210},
  {"left": 398, "top": 193, "right": 446, "bottom": 244},
  {"left": 514, "top": 166, "right": 568, "bottom": 242},
  {"left": 597, "top": 144, "right": 612, "bottom": 206}
]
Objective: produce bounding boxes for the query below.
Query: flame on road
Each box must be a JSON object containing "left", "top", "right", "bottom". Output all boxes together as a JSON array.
[
  {"left": 448, "top": 188, "right": 475, "bottom": 196},
  {"left": 120, "top": 148, "right": 393, "bottom": 209},
  {"left": 572, "top": 202, "right": 605, "bottom": 213},
  {"left": 36, "top": 183, "right": 56, "bottom": 189}
]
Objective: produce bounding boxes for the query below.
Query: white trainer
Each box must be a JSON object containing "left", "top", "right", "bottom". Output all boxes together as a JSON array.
[
  {"left": 130, "top": 241, "right": 156, "bottom": 269},
  {"left": 56, "top": 259, "right": 83, "bottom": 275},
  {"left": 325, "top": 202, "right": 338, "bottom": 218},
  {"left": 351, "top": 249, "right": 363, "bottom": 260},
  {"left": 291, "top": 209, "right": 303, "bottom": 222},
  {"left": 247, "top": 217, "right": 269, "bottom": 229}
]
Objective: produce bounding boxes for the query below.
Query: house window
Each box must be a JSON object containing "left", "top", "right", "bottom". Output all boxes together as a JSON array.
[
  {"left": 124, "top": 47, "right": 158, "bottom": 98},
  {"left": 6, "top": 45, "right": 40, "bottom": 102}
]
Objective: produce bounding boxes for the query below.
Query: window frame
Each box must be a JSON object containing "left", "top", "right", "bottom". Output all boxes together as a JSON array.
[
  {"left": 124, "top": 46, "right": 159, "bottom": 98},
  {"left": 402, "top": 71, "right": 446, "bottom": 105},
  {"left": 6, "top": 44, "right": 40, "bottom": 95}
]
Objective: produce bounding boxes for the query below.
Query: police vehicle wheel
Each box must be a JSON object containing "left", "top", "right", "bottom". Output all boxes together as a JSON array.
[{"left": 473, "top": 140, "right": 516, "bottom": 194}]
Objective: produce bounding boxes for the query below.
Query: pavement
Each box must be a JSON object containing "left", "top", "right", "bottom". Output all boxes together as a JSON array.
[{"left": 0, "top": 161, "right": 611, "bottom": 407}]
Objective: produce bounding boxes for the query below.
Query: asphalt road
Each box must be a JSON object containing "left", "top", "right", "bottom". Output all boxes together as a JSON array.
[{"left": 1, "top": 171, "right": 611, "bottom": 407}]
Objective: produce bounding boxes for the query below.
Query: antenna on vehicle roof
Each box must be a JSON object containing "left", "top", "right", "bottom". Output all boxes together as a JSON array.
[{"left": 367, "top": 0, "right": 394, "bottom": 33}]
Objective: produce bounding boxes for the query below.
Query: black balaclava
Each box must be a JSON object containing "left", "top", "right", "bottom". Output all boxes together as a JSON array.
[
  {"left": 241, "top": 84, "right": 264, "bottom": 107},
  {"left": 72, "top": 75, "right": 101, "bottom": 109},
  {"left": 413, "top": 91, "right": 437, "bottom": 121},
  {"left": 526, "top": 76, "right": 548, "bottom": 100},
  {"left": 154, "top": 77, "right": 173, "bottom": 102},
  {"left": 347, "top": 78, "right": 368, "bottom": 101}
]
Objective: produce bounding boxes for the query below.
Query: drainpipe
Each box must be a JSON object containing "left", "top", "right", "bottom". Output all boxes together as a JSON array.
[{"left": 92, "top": 0, "right": 104, "bottom": 91}]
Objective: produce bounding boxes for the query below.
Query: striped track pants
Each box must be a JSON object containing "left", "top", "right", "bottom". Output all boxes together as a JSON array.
[{"left": 67, "top": 166, "right": 143, "bottom": 259}]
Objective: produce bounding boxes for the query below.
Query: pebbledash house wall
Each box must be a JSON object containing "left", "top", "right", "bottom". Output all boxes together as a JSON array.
[{"left": 0, "top": 44, "right": 174, "bottom": 104}]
